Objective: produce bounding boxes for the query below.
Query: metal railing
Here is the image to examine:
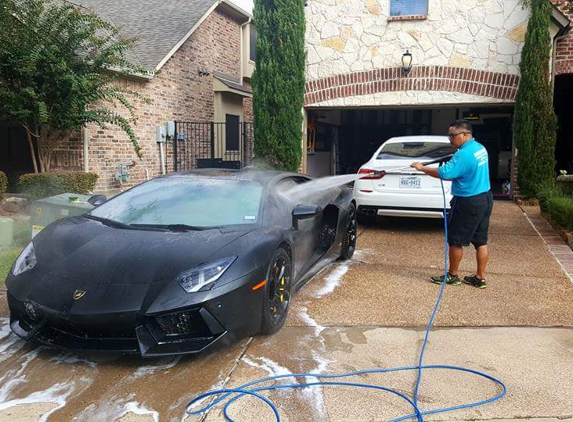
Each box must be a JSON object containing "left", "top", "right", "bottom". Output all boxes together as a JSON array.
[{"left": 173, "top": 122, "right": 254, "bottom": 172}]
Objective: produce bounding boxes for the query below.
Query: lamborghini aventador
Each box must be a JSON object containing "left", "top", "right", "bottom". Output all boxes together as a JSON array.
[{"left": 6, "top": 170, "right": 357, "bottom": 356}]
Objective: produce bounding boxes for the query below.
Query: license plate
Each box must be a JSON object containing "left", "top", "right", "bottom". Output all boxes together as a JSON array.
[{"left": 400, "top": 176, "right": 421, "bottom": 189}]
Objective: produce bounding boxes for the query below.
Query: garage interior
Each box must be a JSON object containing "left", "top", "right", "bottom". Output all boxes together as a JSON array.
[{"left": 306, "top": 106, "right": 514, "bottom": 198}]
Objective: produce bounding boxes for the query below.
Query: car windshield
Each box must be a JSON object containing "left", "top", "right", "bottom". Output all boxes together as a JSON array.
[
  {"left": 376, "top": 141, "right": 455, "bottom": 161},
  {"left": 88, "top": 176, "right": 263, "bottom": 228}
]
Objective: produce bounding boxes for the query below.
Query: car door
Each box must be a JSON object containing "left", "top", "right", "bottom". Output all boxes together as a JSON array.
[{"left": 275, "top": 176, "right": 322, "bottom": 280}]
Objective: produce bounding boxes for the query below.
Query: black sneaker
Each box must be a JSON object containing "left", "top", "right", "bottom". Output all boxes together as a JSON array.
[
  {"left": 463, "top": 274, "right": 487, "bottom": 289},
  {"left": 430, "top": 273, "right": 461, "bottom": 285}
]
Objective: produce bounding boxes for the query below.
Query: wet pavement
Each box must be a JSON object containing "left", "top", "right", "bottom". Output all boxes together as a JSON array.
[{"left": 1, "top": 201, "right": 572, "bottom": 421}]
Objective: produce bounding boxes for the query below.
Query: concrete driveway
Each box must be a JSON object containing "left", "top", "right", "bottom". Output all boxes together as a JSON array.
[{"left": 0, "top": 201, "right": 572, "bottom": 421}]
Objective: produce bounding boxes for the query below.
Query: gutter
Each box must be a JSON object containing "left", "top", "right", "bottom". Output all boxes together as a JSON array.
[{"left": 219, "top": 0, "right": 253, "bottom": 20}]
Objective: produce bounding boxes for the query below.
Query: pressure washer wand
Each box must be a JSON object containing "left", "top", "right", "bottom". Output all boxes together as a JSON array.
[
  {"left": 419, "top": 153, "right": 454, "bottom": 167},
  {"left": 362, "top": 154, "right": 454, "bottom": 178}
]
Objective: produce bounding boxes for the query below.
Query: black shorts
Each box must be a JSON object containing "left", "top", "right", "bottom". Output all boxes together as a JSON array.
[{"left": 448, "top": 191, "right": 493, "bottom": 248}]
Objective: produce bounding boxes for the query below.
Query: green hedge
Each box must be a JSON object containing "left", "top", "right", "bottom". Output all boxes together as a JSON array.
[
  {"left": 544, "top": 196, "right": 573, "bottom": 231},
  {"left": 536, "top": 180, "right": 562, "bottom": 211},
  {"left": 0, "top": 171, "right": 7, "bottom": 200},
  {"left": 537, "top": 181, "right": 573, "bottom": 231},
  {"left": 19, "top": 172, "right": 98, "bottom": 199}
]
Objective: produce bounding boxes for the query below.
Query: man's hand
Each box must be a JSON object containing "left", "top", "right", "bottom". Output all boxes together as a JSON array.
[{"left": 411, "top": 162, "right": 441, "bottom": 179}]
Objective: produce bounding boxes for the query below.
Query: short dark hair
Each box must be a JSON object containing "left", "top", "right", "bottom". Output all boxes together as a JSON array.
[{"left": 449, "top": 120, "right": 473, "bottom": 134}]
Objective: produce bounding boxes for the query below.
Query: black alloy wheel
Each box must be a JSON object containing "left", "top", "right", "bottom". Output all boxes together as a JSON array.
[
  {"left": 340, "top": 203, "right": 357, "bottom": 260},
  {"left": 261, "top": 248, "right": 292, "bottom": 334}
]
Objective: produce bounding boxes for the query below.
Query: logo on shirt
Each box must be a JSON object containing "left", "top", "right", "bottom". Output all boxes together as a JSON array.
[{"left": 474, "top": 148, "right": 488, "bottom": 167}]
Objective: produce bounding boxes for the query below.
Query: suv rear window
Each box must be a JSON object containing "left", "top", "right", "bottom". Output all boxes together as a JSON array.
[{"left": 376, "top": 142, "right": 455, "bottom": 160}]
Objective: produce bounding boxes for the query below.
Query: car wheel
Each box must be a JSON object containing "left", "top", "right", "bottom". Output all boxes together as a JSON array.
[
  {"left": 261, "top": 247, "right": 292, "bottom": 334},
  {"left": 340, "top": 203, "right": 357, "bottom": 260}
]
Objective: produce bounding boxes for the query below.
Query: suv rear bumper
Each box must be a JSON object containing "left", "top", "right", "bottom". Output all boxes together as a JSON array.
[
  {"left": 355, "top": 191, "right": 451, "bottom": 219},
  {"left": 358, "top": 205, "right": 446, "bottom": 219}
]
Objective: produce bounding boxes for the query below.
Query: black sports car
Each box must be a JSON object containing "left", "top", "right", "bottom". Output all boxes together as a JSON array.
[{"left": 6, "top": 170, "right": 357, "bottom": 356}]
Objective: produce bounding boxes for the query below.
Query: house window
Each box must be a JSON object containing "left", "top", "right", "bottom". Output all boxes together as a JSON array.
[
  {"left": 249, "top": 26, "right": 257, "bottom": 62},
  {"left": 390, "top": 0, "right": 428, "bottom": 16}
]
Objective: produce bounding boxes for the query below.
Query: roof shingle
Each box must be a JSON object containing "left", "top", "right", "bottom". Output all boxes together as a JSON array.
[{"left": 73, "top": 0, "right": 222, "bottom": 70}]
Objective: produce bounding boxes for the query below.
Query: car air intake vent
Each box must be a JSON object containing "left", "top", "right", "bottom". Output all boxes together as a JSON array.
[{"left": 155, "top": 310, "right": 211, "bottom": 337}]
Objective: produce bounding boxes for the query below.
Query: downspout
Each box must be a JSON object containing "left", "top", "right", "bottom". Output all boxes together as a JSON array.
[
  {"left": 239, "top": 18, "right": 252, "bottom": 80},
  {"left": 83, "top": 124, "right": 89, "bottom": 173}
]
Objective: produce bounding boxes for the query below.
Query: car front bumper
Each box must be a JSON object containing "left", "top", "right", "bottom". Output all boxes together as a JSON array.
[{"left": 7, "top": 271, "right": 265, "bottom": 357}]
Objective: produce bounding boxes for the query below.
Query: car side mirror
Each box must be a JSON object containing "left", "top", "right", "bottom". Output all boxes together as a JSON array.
[
  {"left": 292, "top": 204, "right": 322, "bottom": 230},
  {"left": 88, "top": 195, "right": 107, "bottom": 206}
]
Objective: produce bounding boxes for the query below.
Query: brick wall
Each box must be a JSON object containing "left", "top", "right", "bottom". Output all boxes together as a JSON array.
[
  {"left": 305, "top": 66, "right": 520, "bottom": 106},
  {"left": 57, "top": 7, "right": 253, "bottom": 193},
  {"left": 553, "top": 1, "right": 573, "bottom": 75},
  {"left": 555, "top": 36, "right": 573, "bottom": 75}
]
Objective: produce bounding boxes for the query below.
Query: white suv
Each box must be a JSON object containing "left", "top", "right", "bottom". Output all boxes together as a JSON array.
[{"left": 354, "top": 136, "right": 455, "bottom": 223}]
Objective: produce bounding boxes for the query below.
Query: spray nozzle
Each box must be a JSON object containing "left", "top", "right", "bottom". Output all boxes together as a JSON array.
[{"left": 358, "top": 169, "right": 386, "bottom": 180}]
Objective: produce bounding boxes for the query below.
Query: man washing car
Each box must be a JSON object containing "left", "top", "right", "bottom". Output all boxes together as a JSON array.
[{"left": 411, "top": 120, "right": 493, "bottom": 289}]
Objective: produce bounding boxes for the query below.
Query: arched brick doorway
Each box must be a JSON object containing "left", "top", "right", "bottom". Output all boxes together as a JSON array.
[{"left": 305, "top": 66, "right": 519, "bottom": 106}]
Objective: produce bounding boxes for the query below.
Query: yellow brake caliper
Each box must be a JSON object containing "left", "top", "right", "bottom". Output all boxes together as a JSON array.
[
  {"left": 279, "top": 276, "right": 285, "bottom": 302},
  {"left": 275, "top": 265, "right": 281, "bottom": 311}
]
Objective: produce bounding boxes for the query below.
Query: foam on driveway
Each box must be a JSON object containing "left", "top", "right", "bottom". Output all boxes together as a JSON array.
[{"left": 0, "top": 317, "right": 251, "bottom": 421}]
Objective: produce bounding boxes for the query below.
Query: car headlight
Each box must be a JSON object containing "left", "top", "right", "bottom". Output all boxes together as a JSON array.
[
  {"left": 177, "top": 256, "right": 237, "bottom": 293},
  {"left": 12, "top": 242, "right": 37, "bottom": 276}
]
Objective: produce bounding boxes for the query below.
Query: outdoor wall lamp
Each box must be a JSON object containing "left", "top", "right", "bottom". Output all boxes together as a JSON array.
[{"left": 402, "top": 50, "right": 413, "bottom": 76}]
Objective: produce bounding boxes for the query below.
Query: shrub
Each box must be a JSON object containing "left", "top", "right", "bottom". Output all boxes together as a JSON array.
[
  {"left": 0, "top": 171, "right": 7, "bottom": 200},
  {"left": 545, "top": 196, "right": 573, "bottom": 231},
  {"left": 535, "top": 179, "right": 563, "bottom": 212},
  {"left": 19, "top": 172, "right": 98, "bottom": 199}
]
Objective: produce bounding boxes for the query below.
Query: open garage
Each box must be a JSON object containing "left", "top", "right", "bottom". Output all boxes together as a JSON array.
[{"left": 306, "top": 105, "right": 514, "bottom": 198}]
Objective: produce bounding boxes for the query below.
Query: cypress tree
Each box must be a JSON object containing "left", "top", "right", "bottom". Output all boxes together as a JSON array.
[
  {"left": 252, "top": 0, "right": 306, "bottom": 171},
  {"left": 513, "top": 0, "right": 558, "bottom": 197}
]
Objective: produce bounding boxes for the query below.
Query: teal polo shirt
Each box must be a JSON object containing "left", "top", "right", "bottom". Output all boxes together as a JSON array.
[{"left": 438, "top": 139, "right": 491, "bottom": 197}]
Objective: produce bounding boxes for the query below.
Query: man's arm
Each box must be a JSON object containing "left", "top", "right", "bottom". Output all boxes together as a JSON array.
[{"left": 411, "top": 162, "right": 440, "bottom": 178}]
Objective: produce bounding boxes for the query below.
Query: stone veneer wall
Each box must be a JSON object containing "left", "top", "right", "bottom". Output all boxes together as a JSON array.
[
  {"left": 305, "top": 0, "right": 529, "bottom": 106},
  {"left": 55, "top": 8, "right": 252, "bottom": 193}
]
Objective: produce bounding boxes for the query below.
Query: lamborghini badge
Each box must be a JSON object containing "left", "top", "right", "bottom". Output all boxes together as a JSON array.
[{"left": 73, "top": 290, "right": 86, "bottom": 300}]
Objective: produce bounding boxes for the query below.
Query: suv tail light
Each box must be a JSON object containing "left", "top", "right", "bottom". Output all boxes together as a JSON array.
[{"left": 358, "top": 168, "right": 386, "bottom": 180}]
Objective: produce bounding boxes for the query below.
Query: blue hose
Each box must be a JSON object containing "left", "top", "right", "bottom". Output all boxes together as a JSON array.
[{"left": 185, "top": 178, "right": 507, "bottom": 421}]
